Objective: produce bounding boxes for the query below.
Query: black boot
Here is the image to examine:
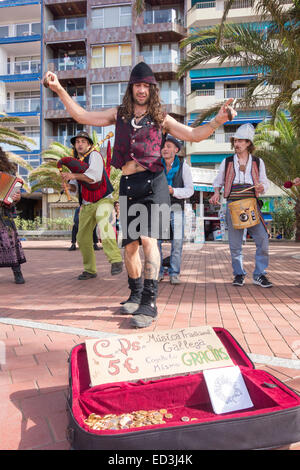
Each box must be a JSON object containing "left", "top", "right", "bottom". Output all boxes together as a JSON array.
[
  {"left": 12, "top": 266, "right": 25, "bottom": 284},
  {"left": 120, "top": 276, "right": 143, "bottom": 314},
  {"left": 130, "top": 279, "right": 158, "bottom": 328}
]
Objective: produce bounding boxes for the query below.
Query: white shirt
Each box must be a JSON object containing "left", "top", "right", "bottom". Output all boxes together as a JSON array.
[
  {"left": 69, "top": 151, "right": 104, "bottom": 204},
  {"left": 213, "top": 154, "right": 269, "bottom": 194},
  {"left": 171, "top": 160, "right": 195, "bottom": 200}
]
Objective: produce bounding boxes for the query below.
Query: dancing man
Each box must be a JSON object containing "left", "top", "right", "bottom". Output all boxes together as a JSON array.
[
  {"left": 209, "top": 123, "right": 272, "bottom": 288},
  {"left": 158, "top": 135, "right": 194, "bottom": 285},
  {"left": 43, "top": 62, "right": 235, "bottom": 327},
  {"left": 0, "top": 147, "right": 26, "bottom": 284},
  {"left": 62, "top": 131, "right": 123, "bottom": 279}
]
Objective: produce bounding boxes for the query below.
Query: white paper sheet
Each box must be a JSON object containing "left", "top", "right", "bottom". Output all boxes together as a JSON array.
[{"left": 203, "top": 366, "right": 254, "bottom": 414}]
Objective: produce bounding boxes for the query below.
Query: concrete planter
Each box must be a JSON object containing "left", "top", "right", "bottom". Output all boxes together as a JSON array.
[{"left": 18, "top": 230, "right": 71, "bottom": 239}]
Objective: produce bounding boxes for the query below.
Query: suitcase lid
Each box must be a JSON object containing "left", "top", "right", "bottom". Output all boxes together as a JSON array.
[{"left": 214, "top": 327, "right": 254, "bottom": 370}]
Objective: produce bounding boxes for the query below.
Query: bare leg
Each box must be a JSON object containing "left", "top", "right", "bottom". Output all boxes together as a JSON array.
[
  {"left": 124, "top": 240, "right": 142, "bottom": 279},
  {"left": 141, "top": 236, "right": 160, "bottom": 280}
]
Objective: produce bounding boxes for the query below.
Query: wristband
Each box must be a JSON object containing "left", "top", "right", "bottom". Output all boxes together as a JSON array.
[{"left": 208, "top": 118, "right": 220, "bottom": 130}]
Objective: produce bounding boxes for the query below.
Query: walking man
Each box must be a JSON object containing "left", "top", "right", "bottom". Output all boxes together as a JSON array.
[{"left": 158, "top": 135, "right": 194, "bottom": 285}]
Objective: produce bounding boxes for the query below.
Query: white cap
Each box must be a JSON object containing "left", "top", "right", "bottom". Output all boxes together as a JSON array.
[{"left": 233, "top": 123, "right": 255, "bottom": 143}]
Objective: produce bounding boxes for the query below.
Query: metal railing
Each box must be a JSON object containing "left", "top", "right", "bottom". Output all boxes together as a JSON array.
[
  {"left": 46, "top": 56, "right": 87, "bottom": 72},
  {"left": 6, "top": 60, "right": 41, "bottom": 75}
]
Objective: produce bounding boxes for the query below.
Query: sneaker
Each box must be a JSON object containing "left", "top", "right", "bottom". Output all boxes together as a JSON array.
[
  {"left": 170, "top": 275, "right": 181, "bottom": 285},
  {"left": 68, "top": 243, "right": 76, "bottom": 251},
  {"left": 93, "top": 244, "right": 101, "bottom": 251},
  {"left": 233, "top": 275, "right": 245, "bottom": 286},
  {"left": 158, "top": 275, "right": 164, "bottom": 282},
  {"left": 111, "top": 261, "right": 123, "bottom": 275},
  {"left": 130, "top": 314, "right": 154, "bottom": 328},
  {"left": 78, "top": 271, "right": 97, "bottom": 280},
  {"left": 253, "top": 275, "right": 273, "bottom": 288}
]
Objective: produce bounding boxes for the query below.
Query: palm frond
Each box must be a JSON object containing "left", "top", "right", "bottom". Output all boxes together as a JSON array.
[{"left": 6, "top": 152, "right": 33, "bottom": 171}]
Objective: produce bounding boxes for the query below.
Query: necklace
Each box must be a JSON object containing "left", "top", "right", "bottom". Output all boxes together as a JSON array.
[{"left": 131, "top": 110, "right": 148, "bottom": 129}]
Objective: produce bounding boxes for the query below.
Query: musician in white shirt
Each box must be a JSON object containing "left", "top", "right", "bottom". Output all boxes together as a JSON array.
[{"left": 209, "top": 123, "right": 272, "bottom": 288}]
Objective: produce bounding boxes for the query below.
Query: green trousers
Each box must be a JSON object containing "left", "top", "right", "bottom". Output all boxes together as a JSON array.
[{"left": 77, "top": 198, "right": 122, "bottom": 274}]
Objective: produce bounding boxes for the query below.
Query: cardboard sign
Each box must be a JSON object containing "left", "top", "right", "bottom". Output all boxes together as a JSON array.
[{"left": 85, "top": 326, "right": 234, "bottom": 387}]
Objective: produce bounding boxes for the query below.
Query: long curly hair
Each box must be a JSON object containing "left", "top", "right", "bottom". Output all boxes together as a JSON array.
[
  {"left": 118, "top": 83, "right": 165, "bottom": 127},
  {"left": 0, "top": 147, "right": 17, "bottom": 174}
]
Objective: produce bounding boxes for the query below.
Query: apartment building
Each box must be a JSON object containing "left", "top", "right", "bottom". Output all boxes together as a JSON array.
[
  {"left": 41, "top": 0, "right": 188, "bottom": 218},
  {"left": 0, "top": 0, "right": 42, "bottom": 219}
]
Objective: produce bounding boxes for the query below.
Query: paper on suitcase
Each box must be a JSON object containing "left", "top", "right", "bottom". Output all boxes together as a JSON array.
[
  {"left": 203, "top": 366, "right": 254, "bottom": 414},
  {"left": 85, "top": 326, "right": 234, "bottom": 386}
]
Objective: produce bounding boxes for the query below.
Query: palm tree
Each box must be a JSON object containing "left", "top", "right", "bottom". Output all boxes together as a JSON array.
[
  {"left": 254, "top": 111, "right": 300, "bottom": 241},
  {"left": 0, "top": 112, "right": 35, "bottom": 151},
  {"left": 0, "top": 113, "right": 36, "bottom": 193},
  {"left": 30, "top": 133, "right": 121, "bottom": 200},
  {"left": 29, "top": 141, "right": 72, "bottom": 195},
  {"left": 134, "top": 0, "right": 145, "bottom": 16}
]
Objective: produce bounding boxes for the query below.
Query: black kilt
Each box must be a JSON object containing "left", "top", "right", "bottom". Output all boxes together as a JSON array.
[{"left": 119, "top": 170, "right": 170, "bottom": 247}]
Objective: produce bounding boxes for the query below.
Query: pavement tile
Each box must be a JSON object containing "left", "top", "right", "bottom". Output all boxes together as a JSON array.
[{"left": 0, "top": 241, "right": 299, "bottom": 450}]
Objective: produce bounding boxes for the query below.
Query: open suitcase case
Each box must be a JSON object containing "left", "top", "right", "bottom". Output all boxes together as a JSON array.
[{"left": 66, "top": 327, "right": 300, "bottom": 450}]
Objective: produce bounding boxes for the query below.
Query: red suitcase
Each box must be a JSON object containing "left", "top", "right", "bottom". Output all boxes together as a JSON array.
[{"left": 66, "top": 327, "right": 300, "bottom": 450}]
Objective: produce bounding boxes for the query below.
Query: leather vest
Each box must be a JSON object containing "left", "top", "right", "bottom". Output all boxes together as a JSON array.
[{"left": 112, "top": 111, "right": 164, "bottom": 173}]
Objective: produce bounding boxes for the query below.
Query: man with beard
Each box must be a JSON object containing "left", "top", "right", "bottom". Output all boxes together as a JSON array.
[
  {"left": 209, "top": 123, "right": 272, "bottom": 288},
  {"left": 43, "top": 62, "right": 236, "bottom": 328},
  {"left": 62, "top": 131, "right": 123, "bottom": 279}
]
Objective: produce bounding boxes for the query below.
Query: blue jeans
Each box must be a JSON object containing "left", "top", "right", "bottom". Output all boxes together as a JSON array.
[
  {"left": 158, "top": 211, "right": 184, "bottom": 277},
  {"left": 226, "top": 203, "right": 269, "bottom": 279}
]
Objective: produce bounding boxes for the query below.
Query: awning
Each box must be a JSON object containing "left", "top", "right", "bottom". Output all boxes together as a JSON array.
[
  {"left": 191, "top": 74, "right": 257, "bottom": 84},
  {"left": 194, "top": 185, "right": 214, "bottom": 192}
]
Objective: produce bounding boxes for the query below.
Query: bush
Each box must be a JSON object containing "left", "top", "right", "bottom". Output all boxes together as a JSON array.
[
  {"left": 15, "top": 216, "right": 73, "bottom": 231},
  {"left": 271, "top": 198, "right": 296, "bottom": 240}
]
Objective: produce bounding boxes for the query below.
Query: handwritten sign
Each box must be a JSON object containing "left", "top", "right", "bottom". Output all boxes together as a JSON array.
[{"left": 85, "top": 326, "right": 234, "bottom": 387}]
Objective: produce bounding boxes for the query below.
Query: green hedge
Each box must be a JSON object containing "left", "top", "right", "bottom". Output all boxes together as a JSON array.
[{"left": 15, "top": 216, "right": 73, "bottom": 231}]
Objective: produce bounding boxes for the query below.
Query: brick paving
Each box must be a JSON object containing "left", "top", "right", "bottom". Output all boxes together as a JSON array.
[{"left": 0, "top": 240, "right": 299, "bottom": 450}]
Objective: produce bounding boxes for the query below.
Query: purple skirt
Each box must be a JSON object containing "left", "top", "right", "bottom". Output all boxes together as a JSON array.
[{"left": 0, "top": 227, "right": 26, "bottom": 268}]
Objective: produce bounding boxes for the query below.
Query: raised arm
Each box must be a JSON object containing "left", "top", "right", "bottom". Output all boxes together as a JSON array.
[
  {"left": 42, "top": 71, "right": 117, "bottom": 127},
  {"left": 163, "top": 98, "right": 236, "bottom": 142}
]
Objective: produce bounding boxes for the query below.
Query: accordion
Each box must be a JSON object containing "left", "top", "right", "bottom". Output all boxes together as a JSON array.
[{"left": 0, "top": 172, "right": 23, "bottom": 205}]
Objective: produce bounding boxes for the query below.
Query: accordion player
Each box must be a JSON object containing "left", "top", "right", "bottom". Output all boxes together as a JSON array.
[{"left": 0, "top": 172, "right": 23, "bottom": 205}]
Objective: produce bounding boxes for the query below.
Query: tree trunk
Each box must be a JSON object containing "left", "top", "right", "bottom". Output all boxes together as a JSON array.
[{"left": 295, "top": 197, "right": 300, "bottom": 242}]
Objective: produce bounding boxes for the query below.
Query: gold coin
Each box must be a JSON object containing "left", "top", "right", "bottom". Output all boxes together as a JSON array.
[
  {"left": 159, "top": 409, "right": 168, "bottom": 414},
  {"left": 165, "top": 413, "right": 173, "bottom": 419}
]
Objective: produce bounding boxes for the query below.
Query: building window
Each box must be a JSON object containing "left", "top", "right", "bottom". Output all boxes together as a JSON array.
[
  {"left": 91, "top": 5, "right": 132, "bottom": 29},
  {"left": 91, "top": 44, "right": 131, "bottom": 69},
  {"left": 0, "top": 25, "right": 9, "bottom": 38},
  {"left": 91, "top": 83, "right": 127, "bottom": 109}
]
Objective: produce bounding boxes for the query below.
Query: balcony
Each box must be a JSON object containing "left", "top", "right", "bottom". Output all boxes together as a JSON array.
[
  {"left": 139, "top": 50, "right": 180, "bottom": 80},
  {"left": 187, "top": 87, "right": 248, "bottom": 113},
  {"left": 11, "top": 60, "right": 41, "bottom": 75},
  {"left": 6, "top": 98, "right": 40, "bottom": 114},
  {"left": 186, "top": 132, "right": 232, "bottom": 155},
  {"left": 46, "top": 17, "right": 86, "bottom": 33},
  {"left": 45, "top": 96, "right": 86, "bottom": 119},
  {"left": 187, "top": 0, "right": 258, "bottom": 28},
  {"left": 136, "top": 8, "right": 186, "bottom": 43}
]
